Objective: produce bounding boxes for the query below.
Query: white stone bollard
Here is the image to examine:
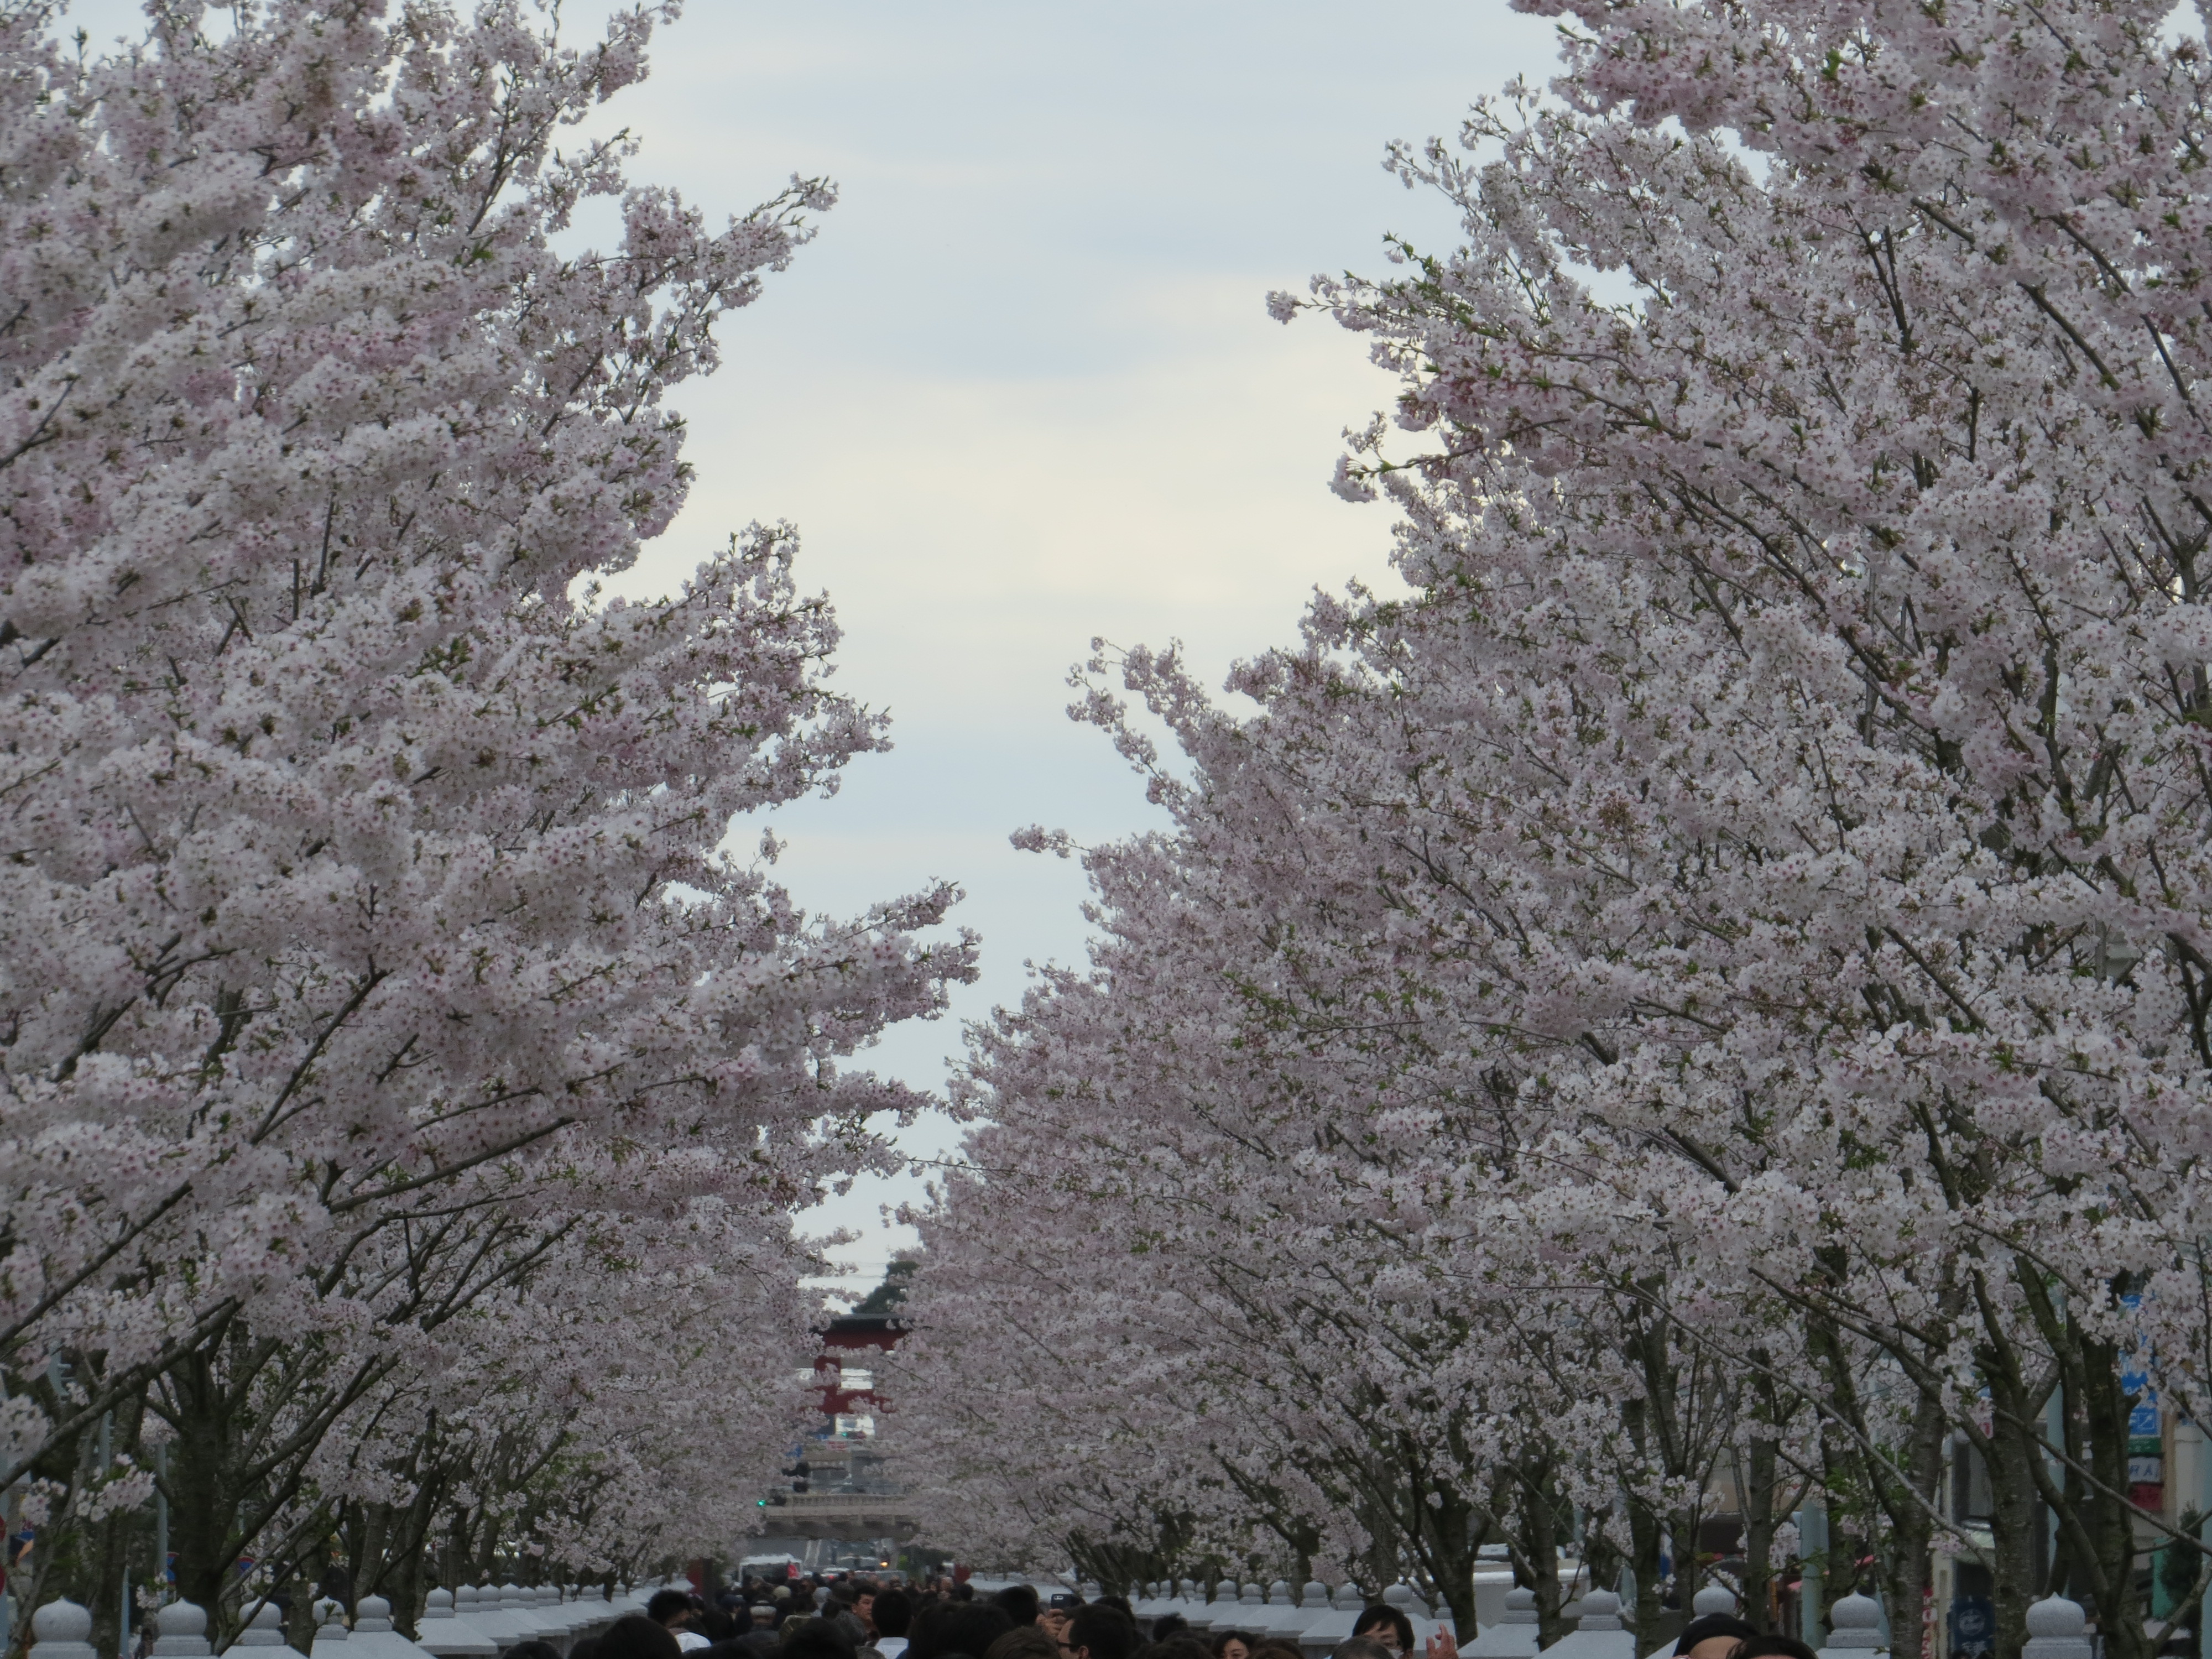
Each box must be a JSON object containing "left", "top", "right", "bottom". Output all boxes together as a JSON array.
[
  {"left": 30, "top": 1600, "right": 98, "bottom": 1659},
  {"left": 2022, "top": 1597, "right": 2093, "bottom": 1659},
  {"left": 1275, "top": 1582, "right": 1328, "bottom": 1642},
  {"left": 1815, "top": 1594, "right": 1886, "bottom": 1659},
  {"left": 234, "top": 1600, "right": 310, "bottom": 1659},
  {"left": 1459, "top": 1585, "right": 1542, "bottom": 1658},
  {"left": 568, "top": 1588, "right": 611, "bottom": 1637},
  {"left": 1190, "top": 1582, "right": 1238, "bottom": 1635},
  {"left": 451, "top": 1588, "right": 523, "bottom": 1650},
  {"left": 152, "top": 1603, "right": 213, "bottom": 1659},
  {"left": 1540, "top": 1589, "right": 1634, "bottom": 1659},
  {"left": 1692, "top": 1587, "right": 1738, "bottom": 1619},
  {"left": 499, "top": 1586, "right": 550, "bottom": 1645},
  {"left": 1298, "top": 1584, "right": 1367, "bottom": 1659},
  {"left": 414, "top": 1590, "right": 494, "bottom": 1659},
  {"left": 310, "top": 1603, "right": 351, "bottom": 1659},
  {"left": 1261, "top": 1582, "right": 1304, "bottom": 1643},
  {"left": 352, "top": 1594, "right": 439, "bottom": 1659},
  {"left": 1646, "top": 1582, "right": 1749, "bottom": 1659},
  {"left": 554, "top": 1587, "right": 594, "bottom": 1643},
  {"left": 495, "top": 1585, "right": 543, "bottom": 1644},
  {"left": 525, "top": 1587, "right": 568, "bottom": 1652}
]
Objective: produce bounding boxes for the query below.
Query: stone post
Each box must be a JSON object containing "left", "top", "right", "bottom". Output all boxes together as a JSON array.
[
  {"left": 1814, "top": 1594, "right": 1885, "bottom": 1659},
  {"left": 2021, "top": 1598, "right": 2091, "bottom": 1659},
  {"left": 30, "top": 1601, "right": 99, "bottom": 1659}
]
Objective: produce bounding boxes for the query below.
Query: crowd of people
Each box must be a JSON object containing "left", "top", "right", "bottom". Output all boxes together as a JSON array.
[
  {"left": 505, "top": 1578, "right": 1822, "bottom": 1659},
  {"left": 512, "top": 1578, "right": 1444, "bottom": 1659}
]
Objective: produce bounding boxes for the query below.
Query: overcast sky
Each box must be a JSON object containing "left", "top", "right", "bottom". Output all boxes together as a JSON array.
[
  {"left": 72, "top": 0, "right": 1567, "bottom": 1296},
  {"left": 601, "top": 0, "right": 1571, "bottom": 1297}
]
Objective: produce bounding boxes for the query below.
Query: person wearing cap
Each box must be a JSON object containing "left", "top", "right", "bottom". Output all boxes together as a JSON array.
[{"left": 1673, "top": 1614, "right": 1759, "bottom": 1659}]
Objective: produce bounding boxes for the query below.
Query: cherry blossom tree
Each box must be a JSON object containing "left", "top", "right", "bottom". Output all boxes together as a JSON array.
[
  {"left": 899, "top": 0, "right": 2212, "bottom": 1651},
  {"left": 0, "top": 0, "right": 972, "bottom": 1632}
]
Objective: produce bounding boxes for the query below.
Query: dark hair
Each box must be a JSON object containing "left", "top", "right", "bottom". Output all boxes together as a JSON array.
[
  {"left": 782, "top": 1621, "right": 859, "bottom": 1659},
  {"left": 572, "top": 1640, "right": 605, "bottom": 1659},
  {"left": 600, "top": 1616, "right": 685, "bottom": 1659},
  {"left": 1331, "top": 1642, "right": 1395, "bottom": 1659},
  {"left": 1676, "top": 1618, "right": 1759, "bottom": 1656},
  {"left": 1731, "top": 1642, "right": 1817, "bottom": 1659},
  {"left": 983, "top": 1630, "right": 1059, "bottom": 1659},
  {"left": 1351, "top": 1610, "right": 1413, "bottom": 1653},
  {"left": 1151, "top": 1639, "right": 1209, "bottom": 1659},
  {"left": 950, "top": 1587, "right": 977, "bottom": 1605},
  {"left": 1098, "top": 1602, "right": 1131, "bottom": 1621},
  {"left": 650, "top": 1593, "right": 701, "bottom": 1628},
  {"left": 992, "top": 1589, "right": 1042, "bottom": 1626},
  {"left": 701, "top": 1611, "right": 739, "bottom": 1642},
  {"left": 874, "top": 1592, "right": 916, "bottom": 1639},
  {"left": 1248, "top": 1645, "right": 1303, "bottom": 1659},
  {"left": 1150, "top": 1620, "right": 1190, "bottom": 1645},
  {"left": 504, "top": 1644, "right": 564, "bottom": 1659},
  {"left": 1209, "top": 1636, "right": 1255, "bottom": 1659},
  {"left": 1068, "top": 1607, "right": 1138, "bottom": 1659},
  {"left": 907, "top": 1604, "right": 1015, "bottom": 1659}
]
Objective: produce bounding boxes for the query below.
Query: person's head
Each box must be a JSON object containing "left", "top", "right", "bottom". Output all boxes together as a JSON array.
[
  {"left": 1151, "top": 1640, "right": 1209, "bottom": 1659},
  {"left": 855, "top": 1594, "right": 878, "bottom": 1631},
  {"left": 650, "top": 1593, "right": 702, "bottom": 1634},
  {"left": 505, "top": 1643, "right": 564, "bottom": 1659},
  {"left": 701, "top": 1611, "right": 738, "bottom": 1642},
  {"left": 1675, "top": 1617, "right": 1759, "bottom": 1659},
  {"left": 907, "top": 1603, "right": 1015, "bottom": 1659},
  {"left": 1331, "top": 1641, "right": 1394, "bottom": 1659},
  {"left": 782, "top": 1621, "right": 859, "bottom": 1659},
  {"left": 1065, "top": 1606, "right": 1138, "bottom": 1659},
  {"left": 983, "top": 1628, "right": 1059, "bottom": 1659},
  {"left": 1149, "top": 1619, "right": 1188, "bottom": 1646},
  {"left": 600, "top": 1616, "right": 684, "bottom": 1659},
  {"left": 874, "top": 1592, "right": 915, "bottom": 1640},
  {"left": 572, "top": 1640, "right": 605, "bottom": 1659},
  {"left": 993, "top": 1589, "right": 1043, "bottom": 1627},
  {"left": 1730, "top": 1641, "right": 1817, "bottom": 1659},
  {"left": 755, "top": 1609, "right": 782, "bottom": 1629},
  {"left": 1351, "top": 1610, "right": 1414, "bottom": 1658},
  {"left": 950, "top": 1587, "right": 977, "bottom": 1606},
  {"left": 1210, "top": 1635, "right": 1251, "bottom": 1659},
  {"left": 1248, "top": 1644, "right": 1302, "bottom": 1659}
]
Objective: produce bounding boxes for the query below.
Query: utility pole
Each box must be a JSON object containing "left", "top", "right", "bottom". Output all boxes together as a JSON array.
[
  {"left": 1797, "top": 1501, "right": 1828, "bottom": 1651},
  {"left": 153, "top": 1444, "right": 166, "bottom": 1606}
]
